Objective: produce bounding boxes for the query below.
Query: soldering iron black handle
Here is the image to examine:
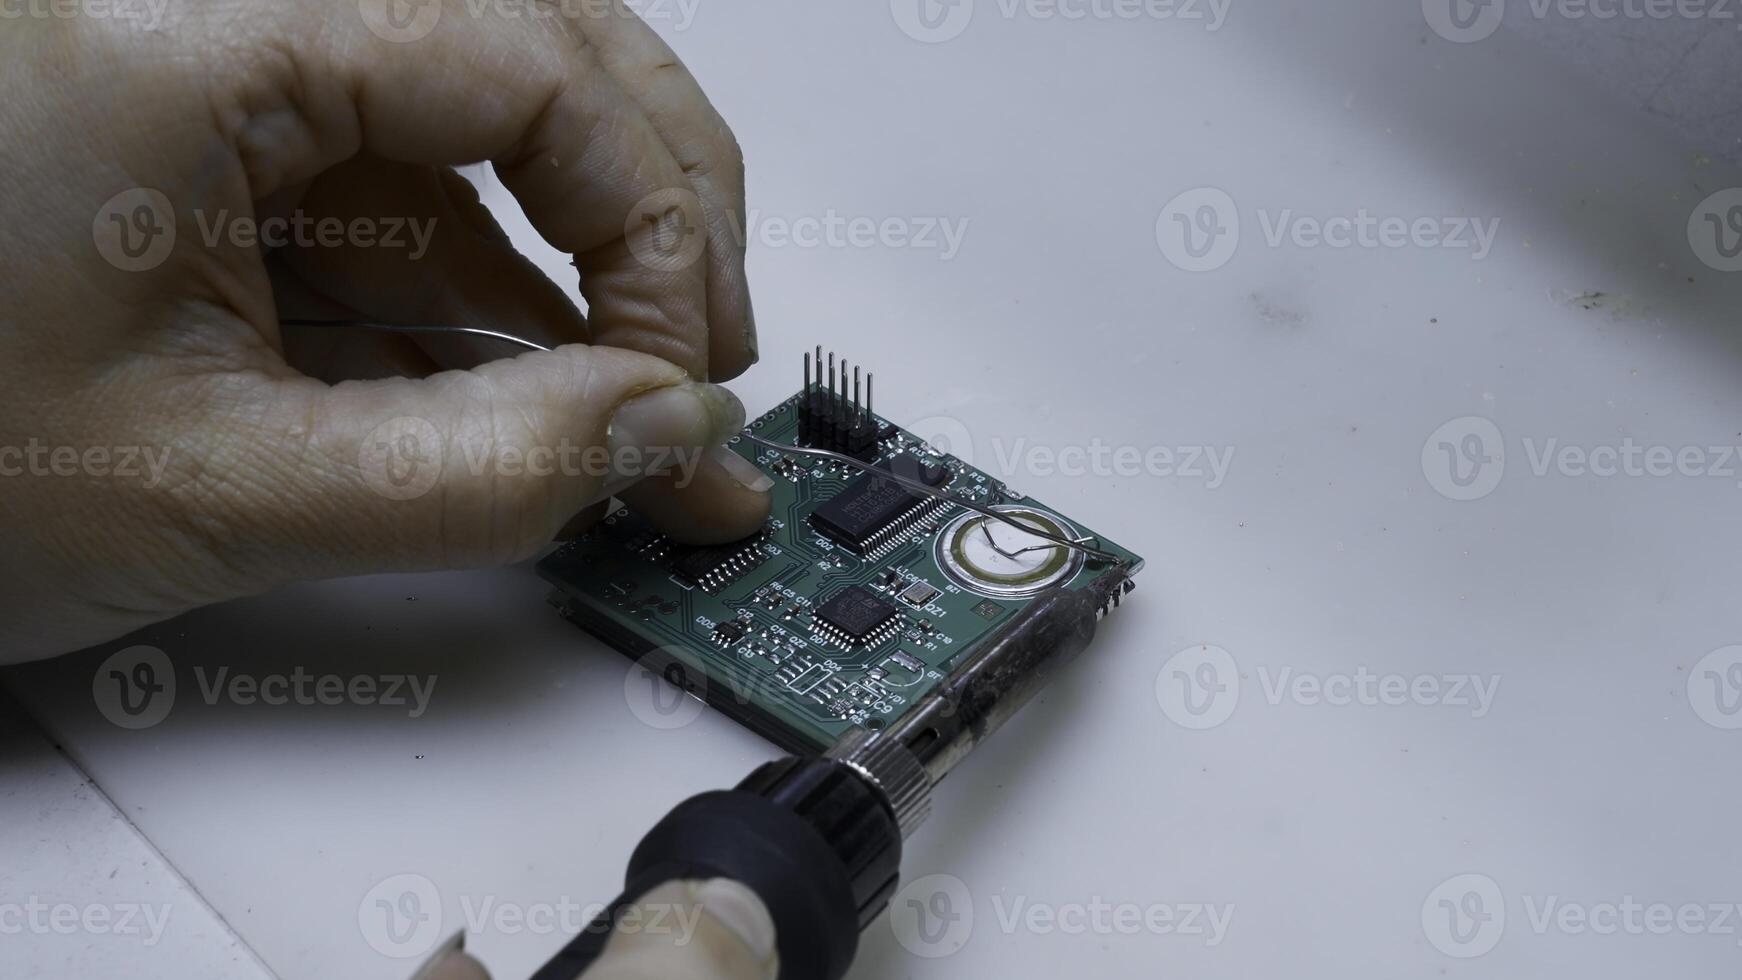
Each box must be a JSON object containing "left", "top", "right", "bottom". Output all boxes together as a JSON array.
[{"left": 528, "top": 757, "right": 902, "bottom": 980}]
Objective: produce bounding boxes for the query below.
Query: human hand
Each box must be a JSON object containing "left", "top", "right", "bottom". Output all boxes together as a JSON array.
[{"left": 0, "top": 0, "right": 769, "bottom": 663}]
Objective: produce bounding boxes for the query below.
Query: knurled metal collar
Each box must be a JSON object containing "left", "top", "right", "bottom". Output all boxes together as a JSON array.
[{"left": 826, "top": 727, "right": 933, "bottom": 840}]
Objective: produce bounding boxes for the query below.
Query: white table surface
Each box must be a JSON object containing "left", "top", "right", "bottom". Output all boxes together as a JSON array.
[{"left": 6, "top": 1, "right": 1742, "bottom": 977}]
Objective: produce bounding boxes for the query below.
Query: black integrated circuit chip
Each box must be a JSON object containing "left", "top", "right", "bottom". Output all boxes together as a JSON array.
[
  {"left": 813, "top": 585, "right": 898, "bottom": 645},
  {"left": 669, "top": 531, "right": 767, "bottom": 592},
  {"left": 809, "top": 457, "right": 951, "bottom": 554}
]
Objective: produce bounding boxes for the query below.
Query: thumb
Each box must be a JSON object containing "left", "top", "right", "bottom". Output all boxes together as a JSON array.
[{"left": 169, "top": 344, "right": 743, "bottom": 594}]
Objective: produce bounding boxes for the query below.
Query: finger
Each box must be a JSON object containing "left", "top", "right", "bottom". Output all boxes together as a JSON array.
[
  {"left": 159, "top": 344, "right": 745, "bottom": 591},
  {"left": 578, "top": 3, "right": 756, "bottom": 380},
  {"left": 187, "top": 3, "right": 714, "bottom": 376},
  {"left": 276, "top": 157, "right": 592, "bottom": 367},
  {"left": 618, "top": 446, "right": 771, "bottom": 545}
]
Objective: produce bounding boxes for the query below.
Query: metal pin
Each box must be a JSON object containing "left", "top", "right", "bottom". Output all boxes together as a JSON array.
[
  {"left": 867, "top": 373, "right": 874, "bottom": 426},
  {"left": 804, "top": 350, "right": 811, "bottom": 391},
  {"left": 853, "top": 366, "right": 861, "bottom": 427}
]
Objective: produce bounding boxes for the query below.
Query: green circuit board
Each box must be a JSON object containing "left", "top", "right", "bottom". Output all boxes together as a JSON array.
[{"left": 538, "top": 386, "right": 1142, "bottom": 754}]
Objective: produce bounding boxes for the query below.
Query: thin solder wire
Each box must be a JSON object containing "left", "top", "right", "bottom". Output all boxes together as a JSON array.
[
  {"left": 977, "top": 520, "right": 1099, "bottom": 560},
  {"left": 282, "top": 319, "right": 557, "bottom": 352},
  {"left": 284, "top": 319, "right": 1126, "bottom": 564}
]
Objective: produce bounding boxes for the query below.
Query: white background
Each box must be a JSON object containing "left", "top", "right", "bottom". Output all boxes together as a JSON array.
[{"left": 5, "top": 0, "right": 1742, "bottom": 977}]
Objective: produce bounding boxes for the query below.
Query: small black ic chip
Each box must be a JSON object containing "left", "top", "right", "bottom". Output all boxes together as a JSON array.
[
  {"left": 670, "top": 531, "right": 767, "bottom": 592},
  {"left": 814, "top": 586, "right": 898, "bottom": 645},
  {"left": 672, "top": 545, "right": 736, "bottom": 584}
]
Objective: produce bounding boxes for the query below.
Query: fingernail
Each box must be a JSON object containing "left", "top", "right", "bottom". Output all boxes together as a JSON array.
[
  {"left": 602, "top": 383, "right": 745, "bottom": 497},
  {"left": 609, "top": 383, "right": 744, "bottom": 455},
  {"left": 692, "top": 878, "right": 777, "bottom": 965},
  {"left": 709, "top": 445, "right": 774, "bottom": 493},
  {"left": 742, "top": 295, "right": 760, "bottom": 364}
]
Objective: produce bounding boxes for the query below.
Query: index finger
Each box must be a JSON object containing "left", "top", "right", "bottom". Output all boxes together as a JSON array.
[{"left": 216, "top": 1, "right": 715, "bottom": 377}]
